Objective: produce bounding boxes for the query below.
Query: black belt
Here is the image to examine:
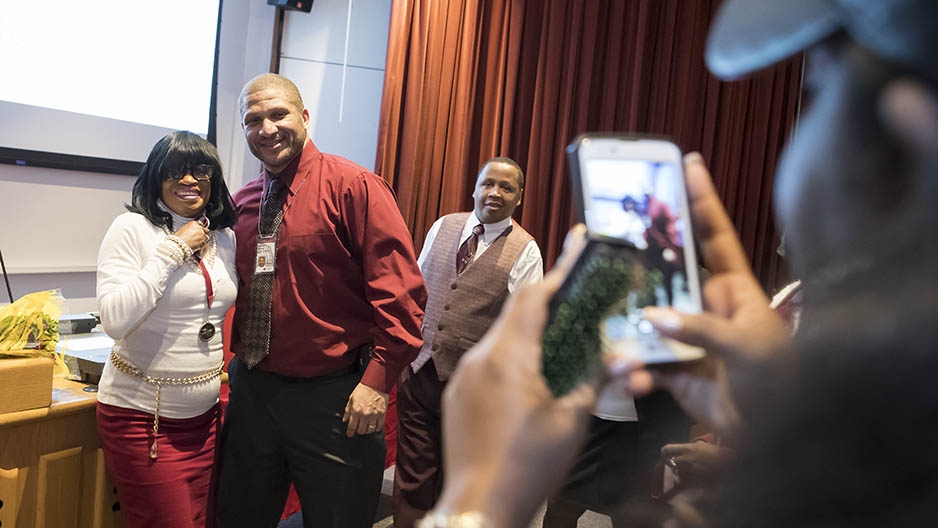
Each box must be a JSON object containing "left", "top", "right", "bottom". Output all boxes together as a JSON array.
[{"left": 257, "top": 343, "right": 373, "bottom": 384}]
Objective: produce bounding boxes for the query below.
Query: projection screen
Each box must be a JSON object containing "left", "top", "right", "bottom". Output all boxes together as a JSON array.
[{"left": 0, "top": 0, "right": 223, "bottom": 175}]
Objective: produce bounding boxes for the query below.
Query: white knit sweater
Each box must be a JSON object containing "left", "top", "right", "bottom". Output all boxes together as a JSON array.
[{"left": 96, "top": 206, "right": 237, "bottom": 419}]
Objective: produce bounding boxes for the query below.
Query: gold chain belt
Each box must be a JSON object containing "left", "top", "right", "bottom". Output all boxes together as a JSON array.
[{"left": 109, "top": 348, "right": 224, "bottom": 459}]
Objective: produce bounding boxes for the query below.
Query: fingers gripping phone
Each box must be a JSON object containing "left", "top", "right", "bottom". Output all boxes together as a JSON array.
[{"left": 542, "top": 134, "right": 706, "bottom": 397}]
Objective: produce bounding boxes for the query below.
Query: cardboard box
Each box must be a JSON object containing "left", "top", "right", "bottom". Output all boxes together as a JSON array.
[{"left": 0, "top": 357, "right": 54, "bottom": 414}]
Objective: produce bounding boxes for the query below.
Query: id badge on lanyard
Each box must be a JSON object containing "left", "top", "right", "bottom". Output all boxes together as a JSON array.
[{"left": 255, "top": 234, "right": 277, "bottom": 274}]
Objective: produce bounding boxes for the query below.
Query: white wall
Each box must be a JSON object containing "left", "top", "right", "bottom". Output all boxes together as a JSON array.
[
  {"left": 0, "top": 1, "right": 276, "bottom": 311},
  {"left": 279, "top": 0, "right": 391, "bottom": 170}
]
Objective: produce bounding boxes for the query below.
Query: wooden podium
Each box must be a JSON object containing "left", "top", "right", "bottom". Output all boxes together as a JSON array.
[{"left": 0, "top": 376, "right": 120, "bottom": 528}]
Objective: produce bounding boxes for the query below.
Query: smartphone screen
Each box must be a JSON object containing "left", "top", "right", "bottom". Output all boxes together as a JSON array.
[
  {"left": 576, "top": 136, "right": 705, "bottom": 363},
  {"left": 542, "top": 135, "right": 705, "bottom": 396}
]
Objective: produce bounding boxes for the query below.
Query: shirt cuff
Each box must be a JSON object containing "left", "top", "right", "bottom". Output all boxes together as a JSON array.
[{"left": 360, "top": 356, "right": 403, "bottom": 394}]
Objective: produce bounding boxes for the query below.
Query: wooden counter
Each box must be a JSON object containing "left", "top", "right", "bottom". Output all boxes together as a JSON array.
[{"left": 0, "top": 376, "right": 120, "bottom": 528}]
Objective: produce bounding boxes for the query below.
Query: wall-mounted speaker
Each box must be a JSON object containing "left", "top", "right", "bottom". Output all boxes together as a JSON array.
[{"left": 267, "top": 0, "right": 313, "bottom": 13}]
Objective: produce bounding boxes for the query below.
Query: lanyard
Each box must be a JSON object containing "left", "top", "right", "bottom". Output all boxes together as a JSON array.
[
  {"left": 198, "top": 259, "right": 214, "bottom": 311},
  {"left": 197, "top": 259, "right": 217, "bottom": 342}
]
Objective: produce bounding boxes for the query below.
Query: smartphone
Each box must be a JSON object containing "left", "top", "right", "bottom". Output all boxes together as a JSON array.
[{"left": 542, "top": 134, "right": 705, "bottom": 396}]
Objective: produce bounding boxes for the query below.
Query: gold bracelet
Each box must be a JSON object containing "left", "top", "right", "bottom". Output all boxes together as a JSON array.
[
  {"left": 416, "top": 511, "right": 493, "bottom": 528},
  {"left": 156, "top": 239, "right": 186, "bottom": 266},
  {"left": 164, "top": 234, "right": 194, "bottom": 260}
]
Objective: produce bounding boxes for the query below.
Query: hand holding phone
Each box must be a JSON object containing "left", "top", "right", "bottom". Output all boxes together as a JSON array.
[
  {"left": 541, "top": 240, "right": 638, "bottom": 397},
  {"left": 542, "top": 134, "right": 706, "bottom": 397}
]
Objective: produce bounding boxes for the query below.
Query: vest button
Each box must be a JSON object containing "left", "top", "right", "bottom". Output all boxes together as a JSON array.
[
  {"left": 438, "top": 324, "right": 444, "bottom": 331},
  {"left": 444, "top": 305, "right": 450, "bottom": 311},
  {"left": 451, "top": 283, "right": 457, "bottom": 290}
]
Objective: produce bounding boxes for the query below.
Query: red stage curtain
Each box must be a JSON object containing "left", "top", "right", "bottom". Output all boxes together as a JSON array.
[{"left": 376, "top": 0, "right": 802, "bottom": 292}]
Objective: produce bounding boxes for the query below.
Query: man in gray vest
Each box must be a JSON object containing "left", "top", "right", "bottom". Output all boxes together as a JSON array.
[{"left": 392, "top": 157, "right": 543, "bottom": 527}]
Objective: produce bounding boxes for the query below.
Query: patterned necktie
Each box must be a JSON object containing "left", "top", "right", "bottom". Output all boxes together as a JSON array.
[
  {"left": 455, "top": 224, "right": 484, "bottom": 275},
  {"left": 241, "top": 178, "right": 287, "bottom": 368}
]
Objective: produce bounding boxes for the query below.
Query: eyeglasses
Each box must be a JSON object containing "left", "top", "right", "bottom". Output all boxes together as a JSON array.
[{"left": 166, "top": 164, "right": 214, "bottom": 182}]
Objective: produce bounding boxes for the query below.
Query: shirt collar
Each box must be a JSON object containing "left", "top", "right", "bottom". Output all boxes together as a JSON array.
[
  {"left": 263, "top": 139, "right": 318, "bottom": 197},
  {"left": 158, "top": 200, "right": 200, "bottom": 231},
  {"left": 471, "top": 212, "right": 513, "bottom": 235}
]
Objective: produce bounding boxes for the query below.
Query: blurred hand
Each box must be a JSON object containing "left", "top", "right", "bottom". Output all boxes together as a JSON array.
[
  {"left": 343, "top": 382, "right": 388, "bottom": 437},
  {"left": 434, "top": 225, "right": 615, "bottom": 528},
  {"left": 174, "top": 219, "right": 210, "bottom": 252},
  {"left": 660, "top": 441, "right": 735, "bottom": 487},
  {"left": 623, "top": 153, "right": 790, "bottom": 437}
]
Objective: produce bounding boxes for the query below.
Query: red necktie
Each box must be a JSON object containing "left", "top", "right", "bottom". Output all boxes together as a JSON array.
[{"left": 456, "top": 224, "right": 484, "bottom": 275}]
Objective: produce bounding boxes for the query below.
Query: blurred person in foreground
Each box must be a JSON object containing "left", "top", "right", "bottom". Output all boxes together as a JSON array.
[
  {"left": 649, "top": 277, "right": 801, "bottom": 510},
  {"left": 416, "top": 0, "right": 938, "bottom": 526},
  {"left": 96, "top": 131, "right": 238, "bottom": 527}
]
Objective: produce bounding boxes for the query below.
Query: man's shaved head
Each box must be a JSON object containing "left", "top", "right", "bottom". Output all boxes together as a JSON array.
[{"left": 239, "top": 73, "right": 305, "bottom": 120}]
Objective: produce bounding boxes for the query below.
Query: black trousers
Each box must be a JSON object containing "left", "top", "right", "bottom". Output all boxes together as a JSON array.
[
  {"left": 215, "top": 357, "right": 385, "bottom": 528},
  {"left": 543, "top": 391, "right": 691, "bottom": 528}
]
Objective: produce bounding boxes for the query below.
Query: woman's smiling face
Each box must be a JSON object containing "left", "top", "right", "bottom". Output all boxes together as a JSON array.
[{"left": 161, "top": 166, "right": 212, "bottom": 218}]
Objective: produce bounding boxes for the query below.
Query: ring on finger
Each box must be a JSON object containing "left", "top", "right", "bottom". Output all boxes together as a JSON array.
[{"left": 667, "top": 457, "right": 678, "bottom": 469}]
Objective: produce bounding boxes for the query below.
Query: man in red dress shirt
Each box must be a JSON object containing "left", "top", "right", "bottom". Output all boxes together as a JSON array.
[{"left": 215, "top": 73, "right": 427, "bottom": 528}]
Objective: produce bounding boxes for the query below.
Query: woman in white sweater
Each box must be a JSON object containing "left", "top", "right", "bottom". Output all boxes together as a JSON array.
[{"left": 96, "top": 131, "right": 238, "bottom": 528}]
